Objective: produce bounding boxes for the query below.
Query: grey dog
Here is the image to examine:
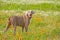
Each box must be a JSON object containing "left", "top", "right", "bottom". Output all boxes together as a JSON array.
[{"left": 4, "top": 10, "right": 34, "bottom": 34}]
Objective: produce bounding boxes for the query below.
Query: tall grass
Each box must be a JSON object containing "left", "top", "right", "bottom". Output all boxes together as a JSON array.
[
  {"left": 0, "top": 11, "right": 60, "bottom": 40},
  {"left": 0, "top": 0, "right": 60, "bottom": 40}
]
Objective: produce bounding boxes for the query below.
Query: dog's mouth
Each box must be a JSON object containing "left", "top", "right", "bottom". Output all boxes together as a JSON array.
[{"left": 29, "top": 16, "right": 32, "bottom": 19}]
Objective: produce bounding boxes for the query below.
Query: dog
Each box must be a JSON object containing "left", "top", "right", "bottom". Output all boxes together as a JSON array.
[{"left": 4, "top": 10, "right": 34, "bottom": 34}]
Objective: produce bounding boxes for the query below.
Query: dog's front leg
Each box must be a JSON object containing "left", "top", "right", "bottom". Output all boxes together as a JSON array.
[
  {"left": 25, "top": 26, "right": 28, "bottom": 32},
  {"left": 25, "top": 21, "right": 29, "bottom": 32},
  {"left": 22, "top": 25, "right": 24, "bottom": 32}
]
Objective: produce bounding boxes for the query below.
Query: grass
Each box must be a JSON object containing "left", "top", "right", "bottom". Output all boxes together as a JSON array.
[
  {"left": 0, "top": 1, "right": 60, "bottom": 40},
  {"left": 0, "top": 11, "right": 60, "bottom": 40},
  {"left": 0, "top": 3, "right": 60, "bottom": 11}
]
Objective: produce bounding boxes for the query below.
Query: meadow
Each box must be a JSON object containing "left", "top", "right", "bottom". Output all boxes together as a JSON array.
[{"left": 0, "top": 1, "right": 60, "bottom": 40}]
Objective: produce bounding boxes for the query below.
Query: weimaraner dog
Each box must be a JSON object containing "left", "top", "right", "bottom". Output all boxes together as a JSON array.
[{"left": 4, "top": 10, "right": 34, "bottom": 34}]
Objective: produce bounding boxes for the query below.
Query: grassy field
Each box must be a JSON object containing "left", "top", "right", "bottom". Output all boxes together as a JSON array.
[
  {"left": 0, "top": 0, "right": 60, "bottom": 40},
  {"left": 0, "top": 11, "right": 60, "bottom": 40},
  {"left": 0, "top": 3, "right": 60, "bottom": 11}
]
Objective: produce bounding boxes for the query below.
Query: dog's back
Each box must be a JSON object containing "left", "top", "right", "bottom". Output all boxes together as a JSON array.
[{"left": 8, "top": 16, "right": 25, "bottom": 26}]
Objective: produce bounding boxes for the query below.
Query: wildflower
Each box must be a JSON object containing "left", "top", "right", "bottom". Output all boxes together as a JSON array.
[
  {"left": 19, "top": 35, "right": 22, "bottom": 40},
  {"left": 40, "top": 28, "right": 46, "bottom": 34},
  {"left": 35, "top": 18, "right": 42, "bottom": 21},
  {"left": 16, "top": 32, "right": 20, "bottom": 37},
  {"left": 0, "top": 19, "right": 3, "bottom": 24},
  {"left": 53, "top": 35, "right": 58, "bottom": 40}
]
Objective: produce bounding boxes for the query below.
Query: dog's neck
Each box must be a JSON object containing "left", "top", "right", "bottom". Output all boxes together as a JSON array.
[{"left": 23, "top": 14, "right": 31, "bottom": 20}]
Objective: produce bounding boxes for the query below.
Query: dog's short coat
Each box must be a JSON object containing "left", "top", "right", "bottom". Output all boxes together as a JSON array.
[{"left": 4, "top": 10, "right": 34, "bottom": 34}]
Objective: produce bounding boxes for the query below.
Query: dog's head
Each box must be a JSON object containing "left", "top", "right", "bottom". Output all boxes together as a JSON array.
[{"left": 25, "top": 10, "right": 34, "bottom": 19}]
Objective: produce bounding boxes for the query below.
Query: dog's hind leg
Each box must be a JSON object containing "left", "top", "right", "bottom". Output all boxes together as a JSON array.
[
  {"left": 13, "top": 24, "right": 16, "bottom": 35},
  {"left": 4, "top": 20, "right": 11, "bottom": 32}
]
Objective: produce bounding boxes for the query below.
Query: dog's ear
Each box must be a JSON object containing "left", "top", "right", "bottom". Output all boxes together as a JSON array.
[
  {"left": 24, "top": 11, "right": 29, "bottom": 18},
  {"left": 26, "top": 13, "right": 30, "bottom": 18}
]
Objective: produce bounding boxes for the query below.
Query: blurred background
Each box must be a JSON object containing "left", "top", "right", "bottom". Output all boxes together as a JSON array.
[{"left": 0, "top": 0, "right": 60, "bottom": 40}]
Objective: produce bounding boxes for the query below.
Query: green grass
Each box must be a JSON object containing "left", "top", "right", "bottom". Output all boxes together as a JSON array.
[
  {"left": 0, "top": 11, "right": 60, "bottom": 40},
  {"left": 0, "top": 3, "right": 60, "bottom": 11},
  {"left": 0, "top": 1, "right": 60, "bottom": 40}
]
